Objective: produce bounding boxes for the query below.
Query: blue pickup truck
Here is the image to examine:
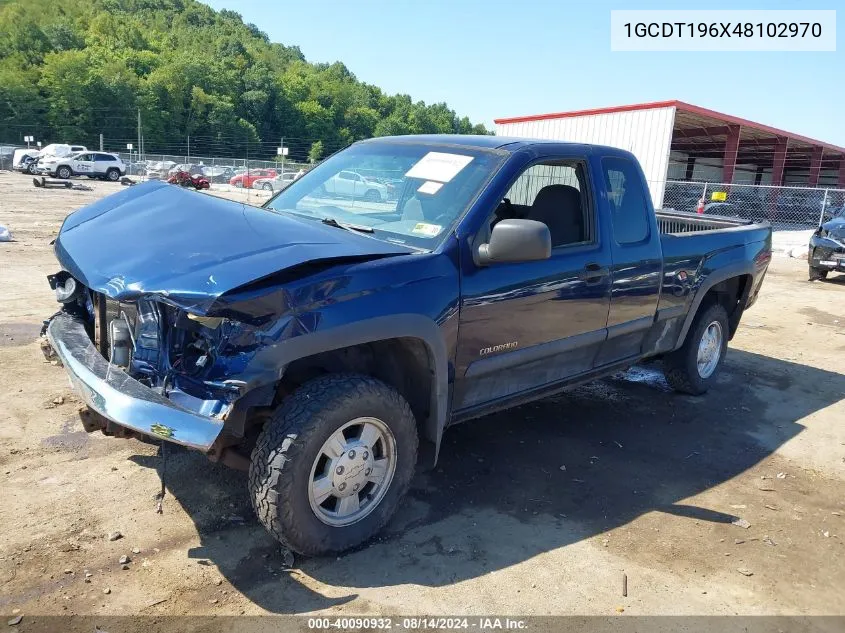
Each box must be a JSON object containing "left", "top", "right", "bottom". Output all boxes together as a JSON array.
[{"left": 42, "top": 135, "right": 771, "bottom": 555}]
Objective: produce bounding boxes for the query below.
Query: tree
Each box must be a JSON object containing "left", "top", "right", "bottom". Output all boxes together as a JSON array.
[
  {"left": 0, "top": 0, "right": 488, "bottom": 158},
  {"left": 308, "top": 140, "right": 323, "bottom": 164}
]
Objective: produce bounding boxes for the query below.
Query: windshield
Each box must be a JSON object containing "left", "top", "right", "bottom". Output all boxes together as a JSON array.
[{"left": 263, "top": 140, "right": 505, "bottom": 250}]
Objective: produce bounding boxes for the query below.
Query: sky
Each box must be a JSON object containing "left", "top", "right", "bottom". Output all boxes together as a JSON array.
[{"left": 202, "top": 0, "right": 844, "bottom": 146}]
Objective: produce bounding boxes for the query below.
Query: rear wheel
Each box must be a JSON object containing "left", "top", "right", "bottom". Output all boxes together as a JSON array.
[
  {"left": 56, "top": 165, "right": 72, "bottom": 179},
  {"left": 809, "top": 266, "right": 828, "bottom": 281},
  {"left": 262, "top": 182, "right": 273, "bottom": 191},
  {"left": 662, "top": 303, "right": 729, "bottom": 395},
  {"left": 233, "top": 180, "right": 243, "bottom": 188},
  {"left": 249, "top": 374, "right": 418, "bottom": 556},
  {"left": 364, "top": 189, "right": 381, "bottom": 202},
  {"left": 106, "top": 168, "right": 120, "bottom": 181}
]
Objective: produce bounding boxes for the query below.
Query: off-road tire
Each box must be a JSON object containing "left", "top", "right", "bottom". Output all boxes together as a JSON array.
[
  {"left": 662, "top": 303, "right": 729, "bottom": 396},
  {"left": 249, "top": 373, "right": 418, "bottom": 556},
  {"left": 809, "top": 266, "right": 828, "bottom": 281}
]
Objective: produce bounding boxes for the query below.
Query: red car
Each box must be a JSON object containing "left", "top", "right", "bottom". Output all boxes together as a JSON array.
[{"left": 229, "top": 169, "right": 276, "bottom": 188}]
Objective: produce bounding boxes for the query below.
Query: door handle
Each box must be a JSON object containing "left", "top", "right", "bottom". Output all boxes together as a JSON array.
[{"left": 581, "top": 263, "right": 609, "bottom": 285}]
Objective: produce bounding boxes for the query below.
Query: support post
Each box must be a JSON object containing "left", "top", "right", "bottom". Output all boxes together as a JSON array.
[
  {"left": 685, "top": 156, "right": 696, "bottom": 181},
  {"left": 771, "top": 137, "right": 788, "bottom": 186},
  {"left": 819, "top": 189, "right": 828, "bottom": 227},
  {"left": 808, "top": 146, "right": 823, "bottom": 186},
  {"left": 722, "top": 125, "right": 741, "bottom": 184}
]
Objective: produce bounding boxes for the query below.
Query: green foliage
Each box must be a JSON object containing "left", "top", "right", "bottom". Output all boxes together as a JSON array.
[
  {"left": 0, "top": 0, "right": 489, "bottom": 160},
  {"left": 308, "top": 140, "right": 324, "bottom": 163}
]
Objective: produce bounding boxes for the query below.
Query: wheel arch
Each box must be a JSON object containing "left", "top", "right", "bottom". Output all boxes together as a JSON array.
[
  {"left": 675, "top": 265, "right": 754, "bottom": 350},
  {"left": 264, "top": 315, "right": 449, "bottom": 465}
]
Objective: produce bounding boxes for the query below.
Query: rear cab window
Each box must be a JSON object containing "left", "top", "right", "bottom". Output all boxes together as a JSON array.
[{"left": 601, "top": 157, "right": 650, "bottom": 245}]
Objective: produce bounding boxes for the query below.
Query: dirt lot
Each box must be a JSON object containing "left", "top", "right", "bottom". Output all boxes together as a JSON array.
[{"left": 0, "top": 171, "right": 843, "bottom": 621}]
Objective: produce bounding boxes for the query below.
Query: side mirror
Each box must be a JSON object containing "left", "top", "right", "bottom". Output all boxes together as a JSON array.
[{"left": 476, "top": 219, "right": 551, "bottom": 265}]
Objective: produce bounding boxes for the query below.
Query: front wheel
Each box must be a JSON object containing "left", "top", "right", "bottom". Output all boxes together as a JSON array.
[
  {"left": 662, "top": 303, "right": 729, "bottom": 395},
  {"left": 809, "top": 266, "right": 828, "bottom": 281},
  {"left": 26, "top": 162, "right": 37, "bottom": 175},
  {"left": 249, "top": 374, "right": 418, "bottom": 556}
]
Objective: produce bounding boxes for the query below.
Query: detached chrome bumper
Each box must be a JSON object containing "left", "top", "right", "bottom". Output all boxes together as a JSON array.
[{"left": 45, "top": 312, "right": 224, "bottom": 451}]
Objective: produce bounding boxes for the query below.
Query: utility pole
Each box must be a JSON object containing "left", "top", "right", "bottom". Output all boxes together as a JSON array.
[
  {"left": 187, "top": 135, "right": 190, "bottom": 161},
  {"left": 137, "top": 108, "right": 142, "bottom": 163},
  {"left": 99, "top": 133, "right": 103, "bottom": 151}
]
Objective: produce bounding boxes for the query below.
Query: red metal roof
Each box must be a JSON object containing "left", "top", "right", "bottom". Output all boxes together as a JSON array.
[{"left": 494, "top": 100, "right": 845, "bottom": 155}]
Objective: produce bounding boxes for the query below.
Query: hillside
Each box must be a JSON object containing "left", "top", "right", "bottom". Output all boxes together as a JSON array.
[{"left": 0, "top": 0, "right": 489, "bottom": 161}]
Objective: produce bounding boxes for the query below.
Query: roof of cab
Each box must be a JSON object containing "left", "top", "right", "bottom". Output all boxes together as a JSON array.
[
  {"left": 358, "top": 134, "right": 564, "bottom": 152},
  {"left": 357, "top": 134, "right": 630, "bottom": 158}
]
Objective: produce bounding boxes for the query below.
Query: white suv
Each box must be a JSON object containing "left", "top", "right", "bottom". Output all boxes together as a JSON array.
[{"left": 38, "top": 152, "right": 126, "bottom": 181}]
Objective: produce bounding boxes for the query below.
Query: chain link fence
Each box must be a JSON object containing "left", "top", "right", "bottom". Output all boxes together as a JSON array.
[
  {"left": 660, "top": 180, "right": 845, "bottom": 230},
  {"left": 6, "top": 142, "right": 844, "bottom": 230}
]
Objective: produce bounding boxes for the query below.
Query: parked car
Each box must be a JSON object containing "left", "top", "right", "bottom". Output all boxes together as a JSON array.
[
  {"left": 145, "top": 161, "right": 177, "bottom": 180},
  {"left": 201, "top": 165, "right": 235, "bottom": 183},
  {"left": 37, "top": 152, "right": 125, "bottom": 181},
  {"left": 808, "top": 206, "right": 845, "bottom": 280},
  {"left": 229, "top": 168, "right": 276, "bottom": 188},
  {"left": 252, "top": 171, "right": 296, "bottom": 192},
  {"left": 41, "top": 135, "right": 771, "bottom": 556},
  {"left": 12, "top": 148, "right": 41, "bottom": 173},
  {"left": 16, "top": 144, "right": 88, "bottom": 174},
  {"left": 321, "top": 169, "right": 388, "bottom": 202}
]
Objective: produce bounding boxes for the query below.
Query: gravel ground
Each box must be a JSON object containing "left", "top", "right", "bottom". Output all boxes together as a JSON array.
[{"left": 0, "top": 171, "right": 843, "bottom": 623}]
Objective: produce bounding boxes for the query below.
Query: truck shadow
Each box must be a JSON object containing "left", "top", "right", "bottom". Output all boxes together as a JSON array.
[{"left": 131, "top": 348, "right": 844, "bottom": 613}]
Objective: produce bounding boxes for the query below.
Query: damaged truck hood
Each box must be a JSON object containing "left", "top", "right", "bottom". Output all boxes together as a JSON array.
[{"left": 55, "top": 181, "right": 412, "bottom": 313}]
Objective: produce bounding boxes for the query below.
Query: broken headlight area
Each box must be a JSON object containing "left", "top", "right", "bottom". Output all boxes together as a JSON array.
[{"left": 48, "top": 278, "right": 256, "bottom": 408}]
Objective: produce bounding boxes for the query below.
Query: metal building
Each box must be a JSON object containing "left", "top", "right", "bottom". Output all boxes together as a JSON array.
[{"left": 495, "top": 100, "right": 845, "bottom": 209}]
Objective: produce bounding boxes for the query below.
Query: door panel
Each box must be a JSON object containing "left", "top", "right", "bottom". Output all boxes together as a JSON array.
[
  {"left": 597, "top": 157, "right": 663, "bottom": 365},
  {"left": 454, "top": 248, "right": 611, "bottom": 410}
]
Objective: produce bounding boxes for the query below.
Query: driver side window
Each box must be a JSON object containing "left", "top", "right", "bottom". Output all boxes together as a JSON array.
[{"left": 486, "top": 159, "right": 593, "bottom": 249}]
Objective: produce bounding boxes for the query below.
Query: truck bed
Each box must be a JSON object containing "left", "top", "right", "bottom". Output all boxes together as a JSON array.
[
  {"left": 656, "top": 208, "right": 772, "bottom": 290},
  {"left": 655, "top": 208, "right": 757, "bottom": 234}
]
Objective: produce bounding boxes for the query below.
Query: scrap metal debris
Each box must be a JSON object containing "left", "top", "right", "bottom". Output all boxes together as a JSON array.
[{"left": 32, "top": 176, "right": 71, "bottom": 189}]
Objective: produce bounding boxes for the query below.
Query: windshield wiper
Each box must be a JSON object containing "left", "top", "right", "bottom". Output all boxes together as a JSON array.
[{"left": 321, "top": 217, "right": 374, "bottom": 233}]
